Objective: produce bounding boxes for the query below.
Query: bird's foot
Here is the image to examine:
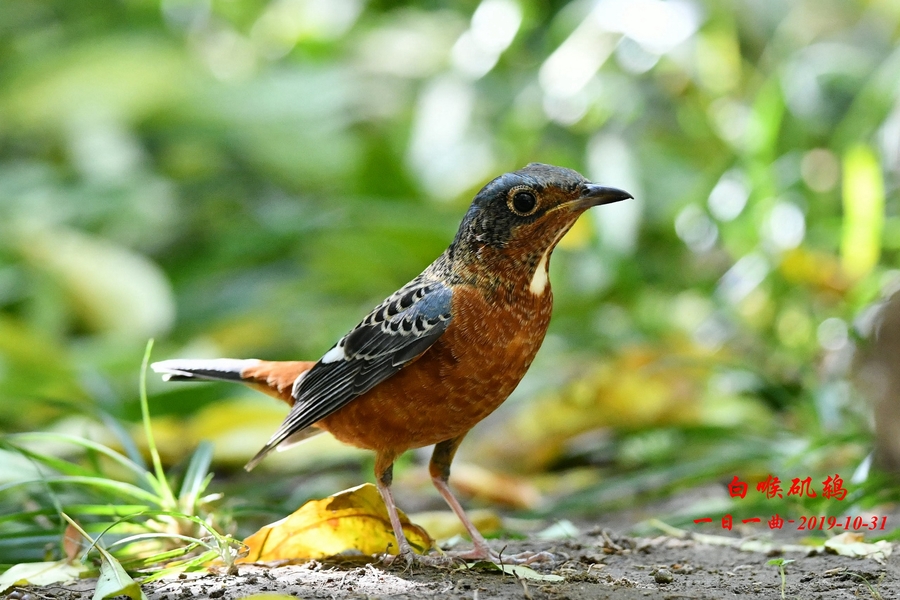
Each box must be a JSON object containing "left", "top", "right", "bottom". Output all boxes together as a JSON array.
[
  {"left": 380, "top": 549, "right": 459, "bottom": 569},
  {"left": 381, "top": 545, "right": 554, "bottom": 569},
  {"left": 448, "top": 545, "right": 555, "bottom": 566}
]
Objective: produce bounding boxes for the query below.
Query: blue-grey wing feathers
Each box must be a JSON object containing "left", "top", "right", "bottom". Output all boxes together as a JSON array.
[{"left": 245, "top": 278, "right": 452, "bottom": 470}]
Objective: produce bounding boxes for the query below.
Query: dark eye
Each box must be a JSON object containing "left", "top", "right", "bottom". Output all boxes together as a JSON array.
[{"left": 509, "top": 190, "right": 537, "bottom": 215}]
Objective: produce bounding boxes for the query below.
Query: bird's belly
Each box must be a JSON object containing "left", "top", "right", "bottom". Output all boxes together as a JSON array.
[{"left": 318, "top": 288, "right": 551, "bottom": 454}]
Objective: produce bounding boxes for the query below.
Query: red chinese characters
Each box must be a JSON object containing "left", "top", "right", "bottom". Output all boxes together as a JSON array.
[
  {"left": 822, "top": 474, "right": 848, "bottom": 500},
  {"left": 690, "top": 474, "right": 856, "bottom": 531},
  {"left": 728, "top": 476, "right": 748, "bottom": 499},
  {"left": 788, "top": 477, "right": 817, "bottom": 498},
  {"left": 756, "top": 474, "right": 783, "bottom": 499}
]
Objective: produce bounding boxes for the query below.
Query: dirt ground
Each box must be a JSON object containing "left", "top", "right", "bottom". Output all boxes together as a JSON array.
[{"left": 15, "top": 529, "right": 897, "bottom": 600}]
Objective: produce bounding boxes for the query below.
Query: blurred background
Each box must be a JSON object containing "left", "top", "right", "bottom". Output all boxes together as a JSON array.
[{"left": 2, "top": 0, "right": 900, "bottom": 544}]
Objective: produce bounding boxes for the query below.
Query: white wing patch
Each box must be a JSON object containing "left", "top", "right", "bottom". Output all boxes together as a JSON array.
[{"left": 320, "top": 344, "right": 346, "bottom": 364}]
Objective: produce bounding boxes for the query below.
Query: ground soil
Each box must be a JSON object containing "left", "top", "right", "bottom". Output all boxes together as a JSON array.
[{"left": 14, "top": 529, "right": 897, "bottom": 600}]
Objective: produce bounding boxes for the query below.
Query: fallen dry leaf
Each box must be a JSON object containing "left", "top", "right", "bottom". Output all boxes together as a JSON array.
[
  {"left": 0, "top": 561, "right": 85, "bottom": 592},
  {"left": 443, "top": 463, "right": 542, "bottom": 509},
  {"left": 238, "top": 483, "right": 433, "bottom": 562},
  {"left": 478, "top": 343, "right": 719, "bottom": 471},
  {"left": 407, "top": 509, "right": 503, "bottom": 541},
  {"left": 466, "top": 561, "right": 564, "bottom": 582},
  {"left": 63, "top": 521, "right": 82, "bottom": 563},
  {"left": 824, "top": 532, "right": 892, "bottom": 563},
  {"left": 135, "top": 398, "right": 365, "bottom": 468}
]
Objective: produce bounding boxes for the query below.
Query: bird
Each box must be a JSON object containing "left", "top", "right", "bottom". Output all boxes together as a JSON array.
[{"left": 152, "top": 163, "right": 632, "bottom": 565}]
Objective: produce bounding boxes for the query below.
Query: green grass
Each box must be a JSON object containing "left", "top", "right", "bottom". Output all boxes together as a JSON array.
[
  {"left": 767, "top": 558, "right": 793, "bottom": 599},
  {"left": 0, "top": 341, "right": 243, "bottom": 583}
]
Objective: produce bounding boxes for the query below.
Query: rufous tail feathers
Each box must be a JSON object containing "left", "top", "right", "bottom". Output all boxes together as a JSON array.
[{"left": 150, "top": 358, "right": 315, "bottom": 405}]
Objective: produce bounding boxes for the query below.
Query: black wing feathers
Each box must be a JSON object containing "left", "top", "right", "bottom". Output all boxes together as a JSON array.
[{"left": 245, "top": 278, "right": 453, "bottom": 469}]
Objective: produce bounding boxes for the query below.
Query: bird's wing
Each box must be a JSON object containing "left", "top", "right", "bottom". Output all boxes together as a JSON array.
[{"left": 245, "top": 277, "right": 452, "bottom": 469}]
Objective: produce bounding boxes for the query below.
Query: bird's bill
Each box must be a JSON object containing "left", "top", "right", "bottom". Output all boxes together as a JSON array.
[{"left": 575, "top": 183, "right": 634, "bottom": 208}]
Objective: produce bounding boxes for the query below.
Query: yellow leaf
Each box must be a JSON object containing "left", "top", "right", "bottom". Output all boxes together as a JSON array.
[
  {"left": 474, "top": 342, "right": 726, "bottom": 471},
  {"left": 238, "top": 483, "right": 433, "bottom": 562},
  {"left": 408, "top": 509, "right": 502, "bottom": 541},
  {"left": 442, "top": 463, "right": 541, "bottom": 509}
]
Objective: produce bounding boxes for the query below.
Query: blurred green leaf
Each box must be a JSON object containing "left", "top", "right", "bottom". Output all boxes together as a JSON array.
[
  {"left": 16, "top": 226, "right": 175, "bottom": 340},
  {"left": 1, "top": 35, "right": 190, "bottom": 130},
  {"left": 841, "top": 144, "right": 884, "bottom": 278}
]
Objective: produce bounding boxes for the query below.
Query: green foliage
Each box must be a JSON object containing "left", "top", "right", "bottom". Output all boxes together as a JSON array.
[
  {"left": 0, "top": 342, "right": 241, "bottom": 579},
  {"left": 2, "top": 0, "right": 900, "bottom": 566}
]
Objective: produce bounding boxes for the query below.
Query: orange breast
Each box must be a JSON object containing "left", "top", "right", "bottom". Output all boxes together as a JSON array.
[{"left": 317, "top": 285, "right": 552, "bottom": 455}]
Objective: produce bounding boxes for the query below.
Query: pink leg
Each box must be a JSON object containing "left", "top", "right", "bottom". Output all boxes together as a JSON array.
[
  {"left": 429, "top": 438, "right": 553, "bottom": 565},
  {"left": 374, "top": 460, "right": 416, "bottom": 559},
  {"left": 430, "top": 474, "right": 495, "bottom": 559},
  {"left": 375, "top": 452, "right": 451, "bottom": 566}
]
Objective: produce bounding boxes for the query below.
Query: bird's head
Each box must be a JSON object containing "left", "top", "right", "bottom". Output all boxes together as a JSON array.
[{"left": 448, "top": 163, "right": 632, "bottom": 293}]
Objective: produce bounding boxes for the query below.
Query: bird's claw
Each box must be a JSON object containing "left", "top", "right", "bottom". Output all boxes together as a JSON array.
[
  {"left": 448, "top": 547, "right": 554, "bottom": 565},
  {"left": 381, "top": 549, "right": 460, "bottom": 569},
  {"left": 501, "top": 550, "right": 555, "bottom": 565},
  {"left": 382, "top": 547, "right": 554, "bottom": 569}
]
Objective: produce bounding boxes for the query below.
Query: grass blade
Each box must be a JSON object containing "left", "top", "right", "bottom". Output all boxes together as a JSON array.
[
  {"left": 138, "top": 549, "right": 220, "bottom": 583},
  {"left": 0, "top": 505, "right": 149, "bottom": 527},
  {"left": 98, "top": 412, "right": 147, "bottom": 471},
  {"left": 0, "top": 477, "right": 163, "bottom": 506},
  {"left": 139, "top": 340, "right": 176, "bottom": 510},
  {"left": 179, "top": 441, "right": 213, "bottom": 516},
  {"left": 4, "top": 433, "right": 162, "bottom": 496},
  {"left": 60, "top": 514, "right": 148, "bottom": 600}
]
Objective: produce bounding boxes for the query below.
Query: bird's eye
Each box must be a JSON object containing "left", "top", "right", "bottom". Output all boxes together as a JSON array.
[{"left": 508, "top": 190, "right": 538, "bottom": 216}]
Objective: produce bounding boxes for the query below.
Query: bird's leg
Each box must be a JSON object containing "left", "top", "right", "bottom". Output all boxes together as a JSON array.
[
  {"left": 375, "top": 452, "right": 452, "bottom": 567},
  {"left": 429, "top": 437, "right": 493, "bottom": 559},
  {"left": 429, "top": 437, "right": 553, "bottom": 565},
  {"left": 374, "top": 453, "right": 417, "bottom": 561}
]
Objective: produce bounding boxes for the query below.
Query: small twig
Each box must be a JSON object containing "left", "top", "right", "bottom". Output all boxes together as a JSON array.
[
  {"left": 600, "top": 530, "right": 625, "bottom": 553},
  {"left": 9, "top": 587, "right": 56, "bottom": 600},
  {"left": 497, "top": 544, "right": 508, "bottom": 576},
  {"left": 517, "top": 575, "right": 533, "bottom": 600}
]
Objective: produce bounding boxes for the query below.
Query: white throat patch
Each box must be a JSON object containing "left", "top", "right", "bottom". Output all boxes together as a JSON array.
[
  {"left": 529, "top": 221, "right": 575, "bottom": 296},
  {"left": 529, "top": 250, "right": 550, "bottom": 296}
]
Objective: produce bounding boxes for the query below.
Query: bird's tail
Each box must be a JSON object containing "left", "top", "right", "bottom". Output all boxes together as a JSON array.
[{"left": 151, "top": 358, "right": 315, "bottom": 406}]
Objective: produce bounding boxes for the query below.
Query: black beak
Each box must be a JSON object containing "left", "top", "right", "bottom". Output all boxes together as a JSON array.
[{"left": 578, "top": 183, "right": 633, "bottom": 207}]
